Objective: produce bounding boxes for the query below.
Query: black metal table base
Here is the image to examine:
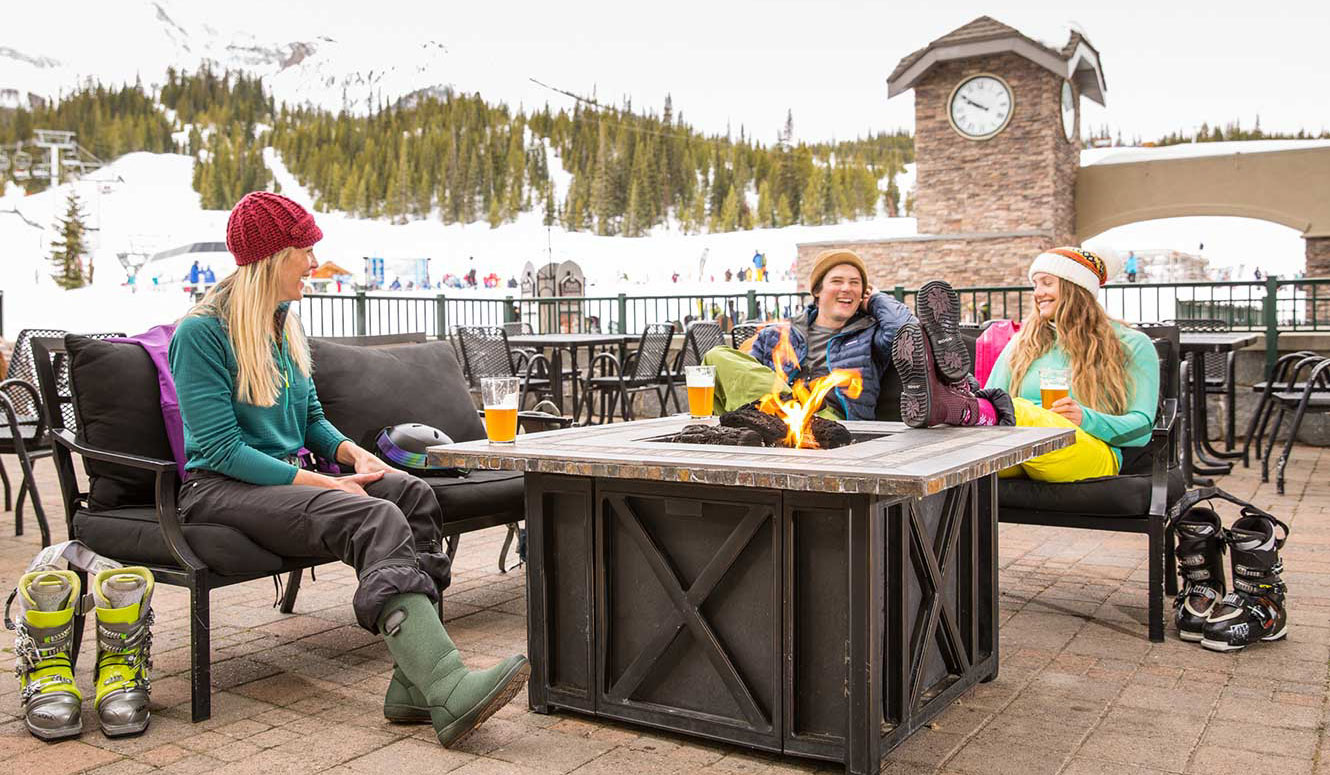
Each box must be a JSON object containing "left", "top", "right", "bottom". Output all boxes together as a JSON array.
[{"left": 525, "top": 472, "right": 999, "bottom": 774}]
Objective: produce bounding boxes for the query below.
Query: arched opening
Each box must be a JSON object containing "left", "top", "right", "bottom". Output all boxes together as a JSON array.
[{"left": 1083, "top": 216, "right": 1307, "bottom": 281}]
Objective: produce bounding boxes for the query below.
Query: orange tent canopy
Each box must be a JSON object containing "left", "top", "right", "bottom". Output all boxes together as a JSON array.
[{"left": 311, "top": 261, "right": 352, "bottom": 279}]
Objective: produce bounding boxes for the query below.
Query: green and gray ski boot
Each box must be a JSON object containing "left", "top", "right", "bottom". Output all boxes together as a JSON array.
[
  {"left": 1172, "top": 506, "right": 1226, "bottom": 642},
  {"left": 10, "top": 569, "right": 83, "bottom": 740},
  {"left": 1201, "top": 512, "right": 1289, "bottom": 652},
  {"left": 91, "top": 567, "right": 155, "bottom": 736},
  {"left": 378, "top": 593, "right": 528, "bottom": 746}
]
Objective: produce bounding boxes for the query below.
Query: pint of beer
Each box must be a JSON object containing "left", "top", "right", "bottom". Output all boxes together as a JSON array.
[
  {"left": 1039, "top": 368, "right": 1071, "bottom": 410},
  {"left": 481, "top": 377, "right": 520, "bottom": 444},
  {"left": 684, "top": 365, "right": 716, "bottom": 419}
]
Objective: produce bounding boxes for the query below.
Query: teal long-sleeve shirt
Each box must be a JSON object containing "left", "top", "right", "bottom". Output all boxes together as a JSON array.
[
  {"left": 984, "top": 322, "right": 1160, "bottom": 468},
  {"left": 169, "top": 313, "right": 349, "bottom": 486}
]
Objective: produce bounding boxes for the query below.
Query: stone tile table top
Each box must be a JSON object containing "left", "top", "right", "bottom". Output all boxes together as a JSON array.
[{"left": 429, "top": 416, "right": 1073, "bottom": 497}]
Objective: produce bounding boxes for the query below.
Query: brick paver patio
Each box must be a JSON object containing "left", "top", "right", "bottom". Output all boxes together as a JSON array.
[{"left": 0, "top": 448, "right": 1326, "bottom": 775}]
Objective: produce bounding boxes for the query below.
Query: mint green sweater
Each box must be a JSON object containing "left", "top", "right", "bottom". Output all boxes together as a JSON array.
[
  {"left": 169, "top": 313, "right": 349, "bottom": 486},
  {"left": 985, "top": 322, "right": 1160, "bottom": 468}
]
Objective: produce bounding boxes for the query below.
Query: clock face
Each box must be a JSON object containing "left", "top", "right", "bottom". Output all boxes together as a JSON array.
[
  {"left": 1061, "top": 81, "right": 1077, "bottom": 141},
  {"left": 948, "top": 74, "right": 1013, "bottom": 140}
]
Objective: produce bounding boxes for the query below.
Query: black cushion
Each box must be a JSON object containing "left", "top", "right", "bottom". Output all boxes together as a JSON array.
[
  {"left": 67, "top": 335, "right": 174, "bottom": 510},
  {"left": 73, "top": 507, "right": 290, "bottom": 575},
  {"left": 420, "top": 469, "right": 524, "bottom": 524},
  {"left": 999, "top": 466, "right": 1185, "bottom": 518},
  {"left": 310, "top": 339, "right": 486, "bottom": 451}
]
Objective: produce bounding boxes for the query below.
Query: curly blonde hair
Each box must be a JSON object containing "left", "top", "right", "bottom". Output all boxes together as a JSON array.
[{"left": 1007, "top": 279, "right": 1130, "bottom": 415}]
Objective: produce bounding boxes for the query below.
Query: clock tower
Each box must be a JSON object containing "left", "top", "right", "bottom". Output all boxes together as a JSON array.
[{"left": 798, "top": 17, "right": 1108, "bottom": 290}]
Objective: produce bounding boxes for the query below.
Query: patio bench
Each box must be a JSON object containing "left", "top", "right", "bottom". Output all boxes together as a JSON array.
[{"left": 34, "top": 331, "right": 561, "bottom": 723}]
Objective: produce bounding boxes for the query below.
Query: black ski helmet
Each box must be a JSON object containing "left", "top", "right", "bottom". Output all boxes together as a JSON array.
[{"left": 375, "top": 424, "right": 465, "bottom": 474}]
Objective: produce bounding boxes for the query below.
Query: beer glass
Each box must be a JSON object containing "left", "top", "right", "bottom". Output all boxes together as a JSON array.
[
  {"left": 481, "top": 377, "right": 520, "bottom": 444},
  {"left": 684, "top": 365, "right": 716, "bottom": 419},
  {"left": 1040, "top": 368, "right": 1071, "bottom": 410}
]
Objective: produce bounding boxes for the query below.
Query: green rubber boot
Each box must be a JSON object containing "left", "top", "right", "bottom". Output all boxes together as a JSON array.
[
  {"left": 383, "top": 666, "right": 429, "bottom": 723},
  {"left": 91, "top": 567, "right": 155, "bottom": 737},
  {"left": 378, "top": 593, "right": 528, "bottom": 746},
  {"left": 12, "top": 570, "right": 83, "bottom": 740}
]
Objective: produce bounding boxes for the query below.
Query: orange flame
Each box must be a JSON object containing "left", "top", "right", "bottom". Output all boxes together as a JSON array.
[{"left": 756, "top": 325, "right": 862, "bottom": 448}]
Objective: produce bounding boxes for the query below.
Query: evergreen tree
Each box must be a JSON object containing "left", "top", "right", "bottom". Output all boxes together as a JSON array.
[{"left": 49, "top": 191, "right": 90, "bottom": 290}]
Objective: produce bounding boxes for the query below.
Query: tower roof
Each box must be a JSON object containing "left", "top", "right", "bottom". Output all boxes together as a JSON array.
[{"left": 887, "top": 16, "right": 1107, "bottom": 106}]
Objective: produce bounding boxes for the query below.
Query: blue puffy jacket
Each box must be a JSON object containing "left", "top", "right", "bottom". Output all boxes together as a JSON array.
[{"left": 749, "top": 293, "right": 915, "bottom": 420}]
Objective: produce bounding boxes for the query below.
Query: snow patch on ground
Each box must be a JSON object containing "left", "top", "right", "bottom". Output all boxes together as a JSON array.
[{"left": 1081, "top": 139, "right": 1330, "bottom": 166}]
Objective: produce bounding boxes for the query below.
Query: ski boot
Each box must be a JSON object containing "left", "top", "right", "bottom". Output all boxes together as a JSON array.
[
  {"left": 10, "top": 569, "right": 83, "bottom": 740},
  {"left": 91, "top": 567, "right": 155, "bottom": 736},
  {"left": 1201, "top": 511, "right": 1289, "bottom": 652},
  {"left": 1171, "top": 506, "right": 1226, "bottom": 642}
]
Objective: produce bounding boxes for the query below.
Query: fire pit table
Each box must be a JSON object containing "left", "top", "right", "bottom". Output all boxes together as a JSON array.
[{"left": 430, "top": 416, "right": 1072, "bottom": 774}]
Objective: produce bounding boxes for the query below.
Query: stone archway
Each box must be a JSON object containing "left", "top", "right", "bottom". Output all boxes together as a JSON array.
[{"left": 1075, "top": 145, "right": 1330, "bottom": 276}]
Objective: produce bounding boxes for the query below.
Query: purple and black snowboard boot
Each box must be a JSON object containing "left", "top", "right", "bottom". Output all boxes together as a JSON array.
[
  {"left": 892, "top": 322, "right": 982, "bottom": 428},
  {"left": 914, "top": 280, "right": 972, "bottom": 384}
]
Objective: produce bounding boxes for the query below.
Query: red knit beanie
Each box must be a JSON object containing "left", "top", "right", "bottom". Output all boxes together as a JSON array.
[{"left": 225, "top": 191, "right": 323, "bottom": 267}]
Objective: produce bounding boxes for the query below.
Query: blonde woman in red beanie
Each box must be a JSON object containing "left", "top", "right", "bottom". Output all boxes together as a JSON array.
[
  {"left": 169, "top": 192, "right": 527, "bottom": 747},
  {"left": 984, "top": 247, "right": 1160, "bottom": 482}
]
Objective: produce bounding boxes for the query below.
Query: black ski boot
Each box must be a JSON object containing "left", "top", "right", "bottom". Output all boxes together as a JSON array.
[
  {"left": 1201, "top": 511, "right": 1289, "bottom": 652},
  {"left": 1171, "top": 507, "right": 1226, "bottom": 642}
]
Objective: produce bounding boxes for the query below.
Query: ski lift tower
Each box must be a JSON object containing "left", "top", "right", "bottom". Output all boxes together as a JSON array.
[{"left": 33, "top": 129, "right": 78, "bottom": 186}]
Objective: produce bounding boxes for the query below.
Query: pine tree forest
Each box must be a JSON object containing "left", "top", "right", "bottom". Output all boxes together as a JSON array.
[{"left": 1, "top": 67, "right": 917, "bottom": 234}]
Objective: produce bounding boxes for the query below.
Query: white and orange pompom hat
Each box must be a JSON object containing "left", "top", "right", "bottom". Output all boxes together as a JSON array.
[{"left": 1028, "top": 247, "right": 1123, "bottom": 297}]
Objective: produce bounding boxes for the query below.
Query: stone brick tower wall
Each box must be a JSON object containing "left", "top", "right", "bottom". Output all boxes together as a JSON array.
[
  {"left": 913, "top": 53, "right": 1078, "bottom": 244},
  {"left": 1307, "top": 236, "right": 1330, "bottom": 323}
]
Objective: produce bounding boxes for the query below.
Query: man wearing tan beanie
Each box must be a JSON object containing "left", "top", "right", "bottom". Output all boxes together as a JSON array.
[{"left": 703, "top": 249, "right": 915, "bottom": 419}]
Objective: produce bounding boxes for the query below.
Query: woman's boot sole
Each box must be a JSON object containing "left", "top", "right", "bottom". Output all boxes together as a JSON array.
[
  {"left": 893, "top": 325, "right": 931, "bottom": 428},
  {"left": 436, "top": 659, "right": 531, "bottom": 748},
  {"left": 916, "top": 281, "right": 971, "bottom": 383},
  {"left": 384, "top": 703, "right": 431, "bottom": 724}
]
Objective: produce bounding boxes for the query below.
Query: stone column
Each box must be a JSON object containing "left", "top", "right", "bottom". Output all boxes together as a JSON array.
[{"left": 1306, "top": 236, "right": 1330, "bottom": 325}]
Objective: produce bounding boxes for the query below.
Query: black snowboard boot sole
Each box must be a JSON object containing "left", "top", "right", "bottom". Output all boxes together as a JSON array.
[
  {"left": 915, "top": 280, "right": 971, "bottom": 384},
  {"left": 893, "top": 322, "right": 931, "bottom": 428}
]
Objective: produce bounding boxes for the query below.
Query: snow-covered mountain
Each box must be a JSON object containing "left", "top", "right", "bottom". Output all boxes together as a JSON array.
[{"left": 0, "top": 0, "right": 453, "bottom": 114}]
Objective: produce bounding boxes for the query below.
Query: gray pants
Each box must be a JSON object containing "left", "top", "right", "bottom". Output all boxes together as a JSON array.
[{"left": 179, "top": 470, "right": 450, "bottom": 632}]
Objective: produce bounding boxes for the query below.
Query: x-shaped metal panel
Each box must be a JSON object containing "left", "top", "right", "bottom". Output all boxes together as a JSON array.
[
  {"left": 906, "top": 484, "right": 972, "bottom": 710},
  {"left": 604, "top": 495, "right": 773, "bottom": 732}
]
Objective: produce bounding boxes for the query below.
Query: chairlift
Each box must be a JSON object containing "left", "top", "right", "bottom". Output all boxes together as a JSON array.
[
  {"left": 13, "top": 150, "right": 31, "bottom": 171},
  {"left": 32, "top": 164, "right": 50, "bottom": 178},
  {"left": 0, "top": 151, "right": 8, "bottom": 172}
]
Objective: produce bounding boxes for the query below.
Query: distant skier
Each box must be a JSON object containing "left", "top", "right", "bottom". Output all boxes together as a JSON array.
[
  {"left": 725, "top": 269, "right": 733, "bottom": 282},
  {"left": 189, "top": 260, "right": 201, "bottom": 286},
  {"left": 390, "top": 277, "right": 402, "bottom": 291},
  {"left": 1125, "top": 252, "right": 1138, "bottom": 283},
  {"left": 752, "top": 250, "right": 767, "bottom": 282},
  {"left": 204, "top": 265, "right": 216, "bottom": 285}
]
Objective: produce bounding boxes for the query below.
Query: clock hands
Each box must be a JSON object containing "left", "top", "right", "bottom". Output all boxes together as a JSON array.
[{"left": 961, "top": 95, "right": 990, "bottom": 112}]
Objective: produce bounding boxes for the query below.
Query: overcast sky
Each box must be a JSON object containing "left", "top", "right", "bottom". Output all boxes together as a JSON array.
[{"left": 9, "top": 0, "right": 1329, "bottom": 145}]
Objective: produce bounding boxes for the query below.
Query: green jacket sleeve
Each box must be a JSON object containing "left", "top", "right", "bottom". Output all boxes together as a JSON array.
[
  {"left": 170, "top": 317, "right": 299, "bottom": 486},
  {"left": 304, "top": 378, "right": 349, "bottom": 462},
  {"left": 1079, "top": 329, "right": 1160, "bottom": 448}
]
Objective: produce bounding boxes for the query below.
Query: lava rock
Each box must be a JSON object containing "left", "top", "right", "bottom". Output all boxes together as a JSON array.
[{"left": 667, "top": 424, "right": 764, "bottom": 447}]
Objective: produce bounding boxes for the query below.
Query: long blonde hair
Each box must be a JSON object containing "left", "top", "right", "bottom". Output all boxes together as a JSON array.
[
  {"left": 1007, "top": 279, "right": 1130, "bottom": 415},
  {"left": 187, "top": 248, "right": 311, "bottom": 406}
]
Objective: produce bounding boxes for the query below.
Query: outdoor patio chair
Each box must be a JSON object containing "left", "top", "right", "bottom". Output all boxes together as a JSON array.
[
  {"left": 665, "top": 320, "right": 724, "bottom": 413},
  {"left": 730, "top": 320, "right": 763, "bottom": 351},
  {"left": 1262, "top": 355, "right": 1330, "bottom": 494},
  {"left": 454, "top": 325, "right": 553, "bottom": 410},
  {"left": 978, "top": 325, "right": 1185, "bottom": 642},
  {"left": 579, "top": 323, "right": 676, "bottom": 424},
  {"left": 1167, "top": 318, "right": 1240, "bottom": 449},
  {"left": 1, "top": 328, "right": 123, "bottom": 545},
  {"left": 1242, "top": 350, "right": 1323, "bottom": 468}
]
